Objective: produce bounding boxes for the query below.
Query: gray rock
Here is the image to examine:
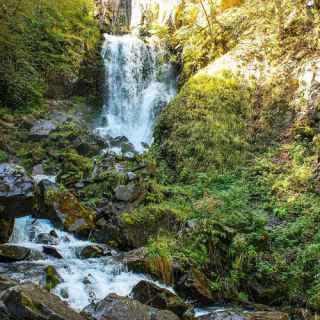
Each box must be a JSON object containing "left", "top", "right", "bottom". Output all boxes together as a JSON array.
[
  {"left": 36, "top": 233, "right": 59, "bottom": 245},
  {"left": 114, "top": 183, "right": 139, "bottom": 202},
  {"left": 78, "top": 245, "right": 111, "bottom": 259},
  {"left": 198, "top": 310, "right": 247, "bottom": 320},
  {"left": 82, "top": 293, "right": 179, "bottom": 320},
  {"left": 127, "top": 172, "right": 137, "bottom": 181},
  {"left": 131, "top": 280, "right": 190, "bottom": 317},
  {"left": 0, "top": 164, "right": 34, "bottom": 218},
  {"left": 30, "top": 120, "right": 57, "bottom": 138},
  {"left": 32, "top": 164, "right": 44, "bottom": 176}
]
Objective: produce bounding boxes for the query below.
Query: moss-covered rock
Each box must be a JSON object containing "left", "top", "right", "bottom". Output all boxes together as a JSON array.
[
  {"left": 45, "top": 265, "right": 63, "bottom": 291},
  {"left": 36, "top": 180, "right": 95, "bottom": 237}
]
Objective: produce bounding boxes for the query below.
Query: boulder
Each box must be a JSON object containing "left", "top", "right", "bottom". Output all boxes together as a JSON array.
[
  {"left": 131, "top": 280, "right": 190, "bottom": 317},
  {"left": 36, "top": 232, "right": 59, "bottom": 245},
  {"left": 114, "top": 183, "right": 140, "bottom": 202},
  {"left": 82, "top": 293, "right": 179, "bottom": 320},
  {"left": 0, "top": 245, "right": 34, "bottom": 262},
  {"left": 0, "top": 276, "right": 86, "bottom": 320},
  {"left": 43, "top": 246, "right": 63, "bottom": 259},
  {"left": 0, "top": 164, "right": 34, "bottom": 218},
  {"left": 78, "top": 245, "right": 111, "bottom": 259},
  {"left": 0, "top": 244, "right": 44, "bottom": 262},
  {"left": 30, "top": 120, "right": 57, "bottom": 139},
  {"left": 36, "top": 179, "right": 95, "bottom": 237}
]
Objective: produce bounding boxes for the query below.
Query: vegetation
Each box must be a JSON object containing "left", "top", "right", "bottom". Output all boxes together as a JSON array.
[
  {"left": 2, "top": 0, "right": 320, "bottom": 316},
  {"left": 0, "top": 0, "right": 102, "bottom": 110}
]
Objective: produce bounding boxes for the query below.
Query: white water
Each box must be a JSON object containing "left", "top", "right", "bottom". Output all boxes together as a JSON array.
[
  {"left": 0, "top": 216, "right": 152, "bottom": 311},
  {"left": 95, "top": 34, "right": 176, "bottom": 152}
]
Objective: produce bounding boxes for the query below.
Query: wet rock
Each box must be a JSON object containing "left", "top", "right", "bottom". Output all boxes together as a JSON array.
[
  {"left": 30, "top": 120, "right": 57, "bottom": 139},
  {"left": 198, "top": 310, "right": 247, "bottom": 320},
  {"left": 0, "top": 245, "right": 31, "bottom": 262},
  {"left": 82, "top": 293, "right": 179, "bottom": 320},
  {"left": 45, "top": 265, "right": 63, "bottom": 291},
  {"left": 36, "top": 179, "right": 95, "bottom": 237},
  {"left": 43, "top": 246, "right": 63, "bottom": 259},
  {"left": 114, "top": 182, "right": 140, "bottom": 202},
  {"left": 60, "top": 288, "right": 69, "bottom": 299},
  {"left": 0, "top": 164, "right": 34, "bottom": 218},
  {"left": 175, "top": 268, "right": 215, "bottom": 305},
  {"left": 78, "top": 244, "right": 111, "bottom": 259},
  {"left": 131, "top": 280, "right": 190, "bottom": 317},
  {"left": 0, "top": 276, "right": 86, "bottom": 320},
  {"left": 36, "top": 232, "right": 59, "bottom": 245},
  {"left": 0, "top": 218, "right": 14, "bottom": 244}
]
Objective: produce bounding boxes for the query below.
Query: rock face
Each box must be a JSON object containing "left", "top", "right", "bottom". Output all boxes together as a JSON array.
[
  {"left": 131, "top": 280, "right": 190, "bottom": 317},
  {"left": 0, "top": 164, "right": 34, "bottom": 219},
  {"left": 82, "top": 293, "right": 180, "bottom": 320},
  {"left": 0, "top": 276, "right": 86, "bottom": 320}
]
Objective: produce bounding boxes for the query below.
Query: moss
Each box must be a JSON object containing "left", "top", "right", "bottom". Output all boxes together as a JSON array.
[
  {"left": 155, "top": 71, "right": 251, "bottom": 177},
  {"left": 45, "top": 265, "right": 62, "bottom": 291},
  {"left": 0, "top": 150, "right": 8, "bottom": 163}
]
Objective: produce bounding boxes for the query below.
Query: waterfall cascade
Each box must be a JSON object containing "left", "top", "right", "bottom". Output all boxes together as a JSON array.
[
  {"left": 1, "top": 216, "right": 152, "bottom": 311},
  {"left": 95, "top": 33, "right": 176, "bottom": 152}
]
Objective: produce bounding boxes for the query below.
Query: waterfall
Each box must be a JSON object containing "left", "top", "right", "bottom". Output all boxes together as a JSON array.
[
  {"left": 94, "top": 9, "right": 176, "bottom": 152},
  {"left": 2, "top": 216, "right": 156, "bottom": 311}
]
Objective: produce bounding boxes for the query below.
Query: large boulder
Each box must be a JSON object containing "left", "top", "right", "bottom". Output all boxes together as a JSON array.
[
  {"left": 0, "top": 164, "right": 34, "bottom": 218},
  {"left": 36, "top": 179, "right": 95, "bottom": 237},
  {"left": 0, "top": 276, "right": 86, "bottom": 320},
  {"left": 114, "top": 183, "right": 141, "bottom": 202},
  {"left": 0, "top": 245, "right": 43, "bottom": 262},
  {"left": 131, "top": 280, "right": 190, "bottom": 317},
  {"left": 82, "top": 293, "right": 179, "bottom": 320}
]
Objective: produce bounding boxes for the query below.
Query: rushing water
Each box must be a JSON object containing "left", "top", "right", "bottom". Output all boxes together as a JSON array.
[
  {"left": 0, "top": 216, "right": 151, "bottom": 311},
  {"left": 94, "top": 34, "right": 176, "bottom": 152}
]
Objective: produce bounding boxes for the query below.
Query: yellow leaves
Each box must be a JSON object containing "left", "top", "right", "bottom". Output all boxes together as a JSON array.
[{"left": 218, "top": 0, "right": 242, "bottom": 12}]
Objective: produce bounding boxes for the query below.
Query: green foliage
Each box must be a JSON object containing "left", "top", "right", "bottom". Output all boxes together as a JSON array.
[
  {"left": 155, "top": 71, "right": 251, "bottom": 176},
  {"left": 0, "top": 0, "right": 101, "bottom": 110},
  {"left": 0, "top": 150, "right": 8, "bottom": 163}
]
